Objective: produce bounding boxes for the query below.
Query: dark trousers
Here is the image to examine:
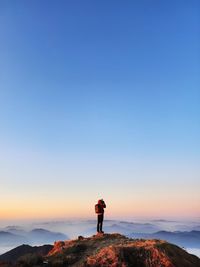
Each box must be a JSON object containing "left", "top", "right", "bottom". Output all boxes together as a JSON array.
[{"left": 97, "top": 214, "right": 104, "bottom": 232}]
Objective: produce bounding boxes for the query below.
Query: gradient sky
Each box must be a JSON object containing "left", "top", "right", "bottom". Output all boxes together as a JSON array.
[{"left": 0, "top": 1, "right": 200, "bottom": 220}]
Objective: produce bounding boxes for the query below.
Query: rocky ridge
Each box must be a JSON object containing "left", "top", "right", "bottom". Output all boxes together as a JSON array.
[{"left": 0, "top": 233, "right": 200, "bottom": 266}]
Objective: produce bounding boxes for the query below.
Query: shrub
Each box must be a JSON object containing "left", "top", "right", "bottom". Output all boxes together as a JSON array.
[{"left": 17, "top": 253, "right": 43, "bottom": 267}]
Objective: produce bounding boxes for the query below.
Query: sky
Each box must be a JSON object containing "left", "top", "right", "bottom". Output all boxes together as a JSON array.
[{"left": 0, "top": 0, "right": 200, "bottom": 221}]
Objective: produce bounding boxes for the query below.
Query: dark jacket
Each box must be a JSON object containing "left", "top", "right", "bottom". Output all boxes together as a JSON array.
[{"left": 98, "top": 200, "right": 106, "bottom": 214}]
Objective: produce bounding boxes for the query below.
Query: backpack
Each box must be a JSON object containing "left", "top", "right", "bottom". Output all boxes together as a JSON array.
[{"left": 95, "top": 204, "right": 101, "bottom": 214}]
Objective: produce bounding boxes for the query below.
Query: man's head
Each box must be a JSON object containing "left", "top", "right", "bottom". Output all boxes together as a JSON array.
[{"left": 98, "top": 199, "right": 104, "bottom": 205}]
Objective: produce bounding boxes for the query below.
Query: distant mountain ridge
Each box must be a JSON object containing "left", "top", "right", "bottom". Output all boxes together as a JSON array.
[
  {"left": 129, "top": 230, "right": 200, "bottom": 248},
  {"left": 27, "top": 228, "right": 67, "bottom": 243},
  {"left": 0, "top": 231, "right": 27, "bottom": 246},
  {"left": 83, "top": 221, "right": 161, "bottom": 236},
  {"left": 0, "top": 228, "right": 68, "bottom": 248}
]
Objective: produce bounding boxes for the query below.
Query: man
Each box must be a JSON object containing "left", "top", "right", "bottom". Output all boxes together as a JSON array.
[{"left": 96, "top": 199, "right": 106, "bottom": 234}]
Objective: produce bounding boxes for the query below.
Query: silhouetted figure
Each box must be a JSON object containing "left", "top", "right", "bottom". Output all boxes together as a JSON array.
[{"left": 95, "top": 199, "right": 106, "bottom": 234}]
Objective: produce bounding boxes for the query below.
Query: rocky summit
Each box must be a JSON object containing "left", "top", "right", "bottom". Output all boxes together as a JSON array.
[{"left": 0, "top": 233, "right": 200, "bottom": 267}]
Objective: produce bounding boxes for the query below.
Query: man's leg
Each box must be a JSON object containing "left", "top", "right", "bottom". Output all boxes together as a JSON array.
[
  {"left": 97, "top": 215, "right": 100, "bottom": 232},
  {"left": 100, "top": 214, "right": 104, "bottom": 233}
]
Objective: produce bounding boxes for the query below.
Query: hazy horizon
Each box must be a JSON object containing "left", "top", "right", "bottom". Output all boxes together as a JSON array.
[{"left": 0, "top": 215, "right": 200, "bottom": 227}]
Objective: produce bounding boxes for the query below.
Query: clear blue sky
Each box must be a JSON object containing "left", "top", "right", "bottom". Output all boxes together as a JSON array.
[{"left": 0, "top": 1, "right": 199, "bottom": 219}]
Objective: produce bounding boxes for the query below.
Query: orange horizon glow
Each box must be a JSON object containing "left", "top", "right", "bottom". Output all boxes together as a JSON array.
[
  {"left": 1, "top": 185, "right": 199, "bottom": 221},
  {"left": 0, "top": 199, "right": 199, "bottom": 220}
]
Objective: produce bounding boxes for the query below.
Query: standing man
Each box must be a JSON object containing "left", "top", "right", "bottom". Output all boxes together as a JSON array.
[{"left": 95, "top": 199, "right": 106, "bottom": 234}]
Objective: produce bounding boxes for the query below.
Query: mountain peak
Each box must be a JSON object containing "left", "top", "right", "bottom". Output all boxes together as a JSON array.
[
  {"left": 1, "top": 233, "right": 200, "bottom": 267},
  {"left": 45, "top": 233, "right": 200, "bottom": 267}
]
